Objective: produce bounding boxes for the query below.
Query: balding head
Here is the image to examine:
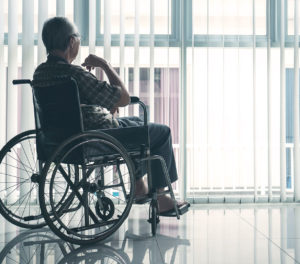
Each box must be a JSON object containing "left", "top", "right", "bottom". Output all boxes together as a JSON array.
[{"left": 42, "top": 17, "right": 79, "bottom": 54}]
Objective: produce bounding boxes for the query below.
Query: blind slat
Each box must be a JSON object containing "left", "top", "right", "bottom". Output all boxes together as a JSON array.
[
  {"left": 206, "top": 0, "right": 210, "bottom": 189},
  {"left": 22, "top": 0, "right": 34, "bottom": 132},
  {"left": 0, "top": 0, "right": 5, "bottom": 148},
  {"left": 294, "top": 0, "right": 300, "bottom": 201},
  {"left": 267, "top": 0, "right": 273, "bottom": 200},
  {"left": 253, "top": 0, "right": 258, "bottom": 200},
  {"left": 20, "top": 0, "right": 35, "bottom": 199},
  {"left": 180, "top": 0, "right": 187, "bottom": 199},
  {"left": 89, "top": 0, "right": 96, "bottom": 54},
  {"left": 150, "top": 0, "right": 154, "bottom": 122},
  {"left": 104, "top": 0, "right": 111, "bottom": 61},
  {"left": 38, "top": 0, "right": 48, "bottom": 64},
  {"left": 7, "top": 0, "right": 18, "bottom": 140},
  {"left": 134, "top": 0, "right": 140, "bottom": 116},
  {"left": 56, "top": 0, "right": 65, "bottom": 16},
  {"left": 6, "top": 0, "right": 19, "bottom": 204},
  {"left": 0, "top": 0, "right": 6, "bottom": 204},
  {"left": 280, "top": 0, "right": 287, "bottom": 201},
  {"left": 119, "top": 0, "right": 126, "bottom": 117}
]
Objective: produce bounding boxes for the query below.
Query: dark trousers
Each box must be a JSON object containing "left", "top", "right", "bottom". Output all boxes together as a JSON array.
[{"left": 117, "top": 117, "right": 178, "bottom": 189}]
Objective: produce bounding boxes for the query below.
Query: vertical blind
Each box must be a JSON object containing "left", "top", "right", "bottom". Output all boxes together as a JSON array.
[
  {"left": 0, "top": 0, "right": 300, "bottom": 203},
  {"left": 187, "top": 0, "right": 300, "bottom": 203}
]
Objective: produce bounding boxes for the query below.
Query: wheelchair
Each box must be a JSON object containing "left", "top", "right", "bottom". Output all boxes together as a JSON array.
[{"left": 0, "top": 77, "right": 189, "bottom": 245}]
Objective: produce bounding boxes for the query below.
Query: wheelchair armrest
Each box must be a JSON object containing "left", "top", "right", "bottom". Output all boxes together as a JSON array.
[
  {"left": 81, "top": 97, "right": 149, "bottom": 126},
  {"left": 129, "top": 96, "right": 148, "bottom": 126}
]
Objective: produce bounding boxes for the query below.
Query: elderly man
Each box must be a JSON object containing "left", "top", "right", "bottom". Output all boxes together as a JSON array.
[{"left": 33, "top": 16, "right": 188, "bottom": 215}]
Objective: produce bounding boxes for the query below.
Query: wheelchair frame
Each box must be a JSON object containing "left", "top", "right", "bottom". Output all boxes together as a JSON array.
[{"left": 0, "top": 77, "right": 186, "bottom": 245}]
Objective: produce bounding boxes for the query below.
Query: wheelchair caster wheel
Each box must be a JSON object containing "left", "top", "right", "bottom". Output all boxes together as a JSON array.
[
  {"left": 95, "top": 197, "right": 115, "bottom": 221},
  {"left": 148, "top": 201, "right": 159, "bottom": 236}
]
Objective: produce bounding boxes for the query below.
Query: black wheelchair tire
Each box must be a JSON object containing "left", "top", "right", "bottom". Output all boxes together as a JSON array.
[{"left": 0, "top": 130, "right": 47, "bottom": 229}]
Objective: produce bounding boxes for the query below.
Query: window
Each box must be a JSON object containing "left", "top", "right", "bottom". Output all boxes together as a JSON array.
[{"left": 2, "top": 0, "right": 300, "bottom": 201}]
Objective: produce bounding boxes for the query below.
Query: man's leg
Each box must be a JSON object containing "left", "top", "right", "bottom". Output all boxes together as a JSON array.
[
  {"left": 117, "top": 117, "right": 182, "bottom": 212},
  {"left": 148, "top": 123, "right": 178, "bottom": 189}
]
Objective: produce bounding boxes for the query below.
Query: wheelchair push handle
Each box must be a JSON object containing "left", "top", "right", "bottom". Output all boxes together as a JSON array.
[
  {"left": 12, "top": 79, "right": 32, "bottom": 85},
  {"left": 130, "top": 96, "right": 148, "bottom": 126},
  {"left": 130, "top": 96, "right": 139, "bottom": 103}
]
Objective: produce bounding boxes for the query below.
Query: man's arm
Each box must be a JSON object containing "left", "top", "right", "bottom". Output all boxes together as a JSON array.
[{"left": 82, "top": 54, "right": 130, "bottom": 107}]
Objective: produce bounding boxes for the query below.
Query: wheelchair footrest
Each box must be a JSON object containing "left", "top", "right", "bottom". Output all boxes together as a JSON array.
[
  {"left": 147, "top": 217, "right": 160, "bottom": 224},
  {"left": 159, "top": 202, "right": 190, "bottom": 217},
  {"left": 134, "top": 195, "right": 151, "bottom": 205},
  {"left": 179, "top": 203, "right": 190, "bottom": 215}
]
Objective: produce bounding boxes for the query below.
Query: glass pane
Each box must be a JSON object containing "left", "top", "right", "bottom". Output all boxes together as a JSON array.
[
  {"left": 255, "top": 0, "right": 266, "bottom": 35},
  {"left": 208, "top": 0, "right": 223, "bottom": 34},
  {"left": 48, "top": 0, "right": 56, "bottom": 18},
  {"left": 238, "top": 0, "right": 253, "bottom": 35},
  {"left": 193, "top": 0, "right": 208, "bottom": 34},
  {"left": 65, "top": 0, "right": 74, "bottom": 22},
  {"left": 139, "top": 67, "right": 150, "bottom": 118},
  {"left": 193, "top": 0, "right": 264, "bottom": 35},
  {"left": 4, "top": 0, "right": 8, "bottom": 32},
  {"left": 4, "top": 0, "right": 23, "bottom": 33},
  {"left": 140, "top": 0, "right": 150, "bottom": 34},
  {"left": 34, "top": 0, "right": 38, "bottom": 33},
  {"left": 288, "top": 0, "right": 300, "bottom": 35},
  {"left": 111, "top": 0, "right": 120, "bottom": 34},
  {"left": 154, "top": 0, "right": 171, "bottom": 34},
  {"left": 100, "top": 0, "right": 120, "bottom": 34},
  {"left": 18, "top": 0, "right": 22, "bottom": 33},
  {"left": 100, "top": 0, "right": 169, "bottom": 34},
  {"left": 123, "top": 0, "right": 135, "bottom": 34},
  {"left": 223, "top": 0, "right": 239, "bottom": 34}
]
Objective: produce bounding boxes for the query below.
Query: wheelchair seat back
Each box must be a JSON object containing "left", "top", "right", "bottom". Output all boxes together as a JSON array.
[
  {"left": 33, "top": 77, "right": 84, "bottom": 163},
  {"left": 32, "top": 77, "right": 149, "bottom": 164}
]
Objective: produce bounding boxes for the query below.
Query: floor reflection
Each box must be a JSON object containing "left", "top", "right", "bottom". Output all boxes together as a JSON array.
[
  {"left": 1, "top": 205, "right": 300, "bottom": 263},
  {"left": 0, "top": 227, "right": 190, "bottom": 263}
]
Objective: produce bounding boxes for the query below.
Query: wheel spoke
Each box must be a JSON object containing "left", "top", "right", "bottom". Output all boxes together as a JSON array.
[
  {"left": 2, "top": 162, "right": 32, "bottom": 178},
  {"left": 17, "top": 185, "right": 35, "bottom": 217},
  {"left": 11, "top": 149, "right": 34, "bottom": 172},
  {"left": 20, "top": 143, "right": 35, "bottom": 171},
  {"left": 0, "top": 171, "right": 28, "bottom": 180},
  {"left": 0, "top": 179, "right": 30, "bottom": 194}
]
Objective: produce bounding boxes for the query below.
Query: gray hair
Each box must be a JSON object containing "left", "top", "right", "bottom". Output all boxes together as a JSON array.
[{"left": 42, "top": 17, "right": 79, "bottom": 54}]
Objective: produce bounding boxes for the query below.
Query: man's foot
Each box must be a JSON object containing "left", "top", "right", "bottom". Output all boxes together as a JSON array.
[
  {"left": 135, "top": 178, "right": 148, "bottom": 198},
  {"left": 157, "top": 194, "right": 188, "bottom": 213}
]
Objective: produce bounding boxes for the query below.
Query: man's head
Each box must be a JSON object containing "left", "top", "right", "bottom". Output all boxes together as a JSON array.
[{"left": 42, "top": 17, "right": 80, "bottom": 62}]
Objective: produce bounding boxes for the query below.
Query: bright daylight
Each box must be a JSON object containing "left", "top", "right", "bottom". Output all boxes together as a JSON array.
[{"left": 0, "top": 0, "right": 300, "bottom": 263}]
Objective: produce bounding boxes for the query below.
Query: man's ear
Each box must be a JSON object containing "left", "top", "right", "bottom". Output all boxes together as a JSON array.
[{"left": 69, "top": 37, "right": 75, "bottom": 49}]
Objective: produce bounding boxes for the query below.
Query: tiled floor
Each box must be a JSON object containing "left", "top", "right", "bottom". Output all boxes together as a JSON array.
[{"left": 0, "top": 204, "right": 300, "bottom": 263}]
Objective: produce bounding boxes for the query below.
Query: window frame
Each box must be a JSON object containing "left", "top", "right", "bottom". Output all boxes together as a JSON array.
[
  {"left": 183, "top": 0, "right": 296, "bottom": 48},
  {"left": 3, "top": 0, "right": 297, "bottom": 48},
  {"left": 93, "top": 0, "right": 181, "bottom": 47}
]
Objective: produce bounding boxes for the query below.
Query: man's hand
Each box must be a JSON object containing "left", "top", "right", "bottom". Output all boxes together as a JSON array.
[
  {"left": 82, "top": 54, "right": 130, "bottom": 107},
  {"left": 110, "top": 107, "right": 119, "bottom": 115},
  {"left": 81, "top": 54, "right": 109, "bottom": 71}
]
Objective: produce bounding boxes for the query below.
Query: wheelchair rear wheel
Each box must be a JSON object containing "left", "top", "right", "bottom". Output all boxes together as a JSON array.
[
  {"left": 39, "top": 132, "right": 135, "bottom": 245},
  {"left": 0, "top": 130, "right": 46, "bottom": 229}
]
